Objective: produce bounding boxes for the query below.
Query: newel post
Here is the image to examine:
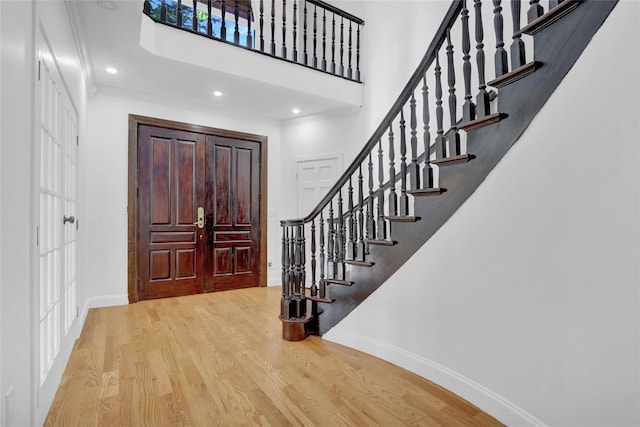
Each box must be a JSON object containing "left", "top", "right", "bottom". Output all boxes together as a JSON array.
[{"left": 279, "top": 220, "right": 311, "bottom": 341}]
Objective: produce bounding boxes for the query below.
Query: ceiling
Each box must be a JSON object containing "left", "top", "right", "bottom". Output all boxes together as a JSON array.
[{"left": 74, "top": 0, "right": 359, "bottom": 120}]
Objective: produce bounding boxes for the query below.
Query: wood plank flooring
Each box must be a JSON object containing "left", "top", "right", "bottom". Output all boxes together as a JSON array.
[{"left": 45, "top": 287, "right": 504, "bottom": 426}]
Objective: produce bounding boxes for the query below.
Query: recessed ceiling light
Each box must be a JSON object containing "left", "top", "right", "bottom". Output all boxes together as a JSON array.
[
  {"left": 106, "top": 67, "right": 118, "bottom": 74},
  {"left": 292, "top": 108, "right": 301, "bottom": 114},
  {"left": 213, "top": 91, "right": 223, "bottom": 97}
]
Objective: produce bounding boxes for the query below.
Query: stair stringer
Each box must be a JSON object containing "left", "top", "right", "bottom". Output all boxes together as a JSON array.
[{"left": 317, "top": 0, "right": 618, "bottom": 336}]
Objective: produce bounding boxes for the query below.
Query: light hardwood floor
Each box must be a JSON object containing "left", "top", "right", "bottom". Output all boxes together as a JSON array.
[{"left": 45, "top": 287, "right": 504, "bottom": 426}]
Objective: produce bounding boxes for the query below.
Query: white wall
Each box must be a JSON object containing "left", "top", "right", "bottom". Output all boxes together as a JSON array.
[
  {"left": 84, "top": 86, "right": 283, "bottom": 301},
  {"left": 325, "top": 2, "right": 640, "bottom": 425}
]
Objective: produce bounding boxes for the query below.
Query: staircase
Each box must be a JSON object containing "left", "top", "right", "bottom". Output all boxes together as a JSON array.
[{"left": 279, "top": 0, "right": 618, "bottom": 340}]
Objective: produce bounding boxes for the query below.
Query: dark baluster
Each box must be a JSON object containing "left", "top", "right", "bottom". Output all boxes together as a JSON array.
[
  {"left": 446, "top": 29, "right": 461, "bottom": 156},
  {"left": 336, "top": 189, "right": 345, "bottom": 280},
  {"left": 293, "top": 0, "right": 298, "bottom": 62},
  {"left": 346, "top": 177, "right": 356, "bottom": 260},
  {"left": 313, "top": 5, "right": 318, "bottom": 68},
  {"left": 319, "top": 211, "right": 326, "bottom": 298},
  {"left": 221, "top": 0, "right": 227, "bottom": 40},
  {"left": 357, "top": 165, "right": 365, "bottom": 261},
  {"left": 192, "top": 0, "right": 197, "bottom": 32},
  {"left": 422, "top": 76, "right": 434, "bottom": 188},
  {"left": 399, "top": 110, "right": 409, "bottom": 216},
  {"left": 270, "top": 0, "right": 276, "bottom": 55},
  {"left": 144, "top": 0, "right": 150, "bottom": 15},
  {"left": 527, "top": 0, "right": 543, "bottom": 23},
  {"left": 347, "top": 21, "right": 353, "bottom": 79},
  {"left": 376, "top": 139, "right": 387, "bottom": 240},
  {"left": 327, "top": 200, "right": 335, "bottom": 279},
  {"left": 434, "top": 53, "right": 446, "bottom": 159},
  {"left": 475, "top": 0, "right": 490, "bottom": 117},
  {"left": 177, "top": 0, "right": 183, "bottom": 27},
  {"left": 206, "top": 0, "right": 212, "bottom": 36},
  {"left": 303, "top": 2, "right": 308, "bottom": 64},
  {"left": 388, "top": 125, "right": 397, "bottom": 217},
  {"left": 366, "top": 152, "right": 375, "bottom": 240},
  {"left": 322, "top": 9, "right": 327, "bottom": 71},
  {"left": 311, "top": 219, "right": 317, "bottom": 296},
  {"left": 282, "top": 0, "right": 287, "bottom": 58},
  {"left": 494, "top": 0, "right": 509, "bottom": 77},
  {"left": 339, "top": 17, "right": 344, "bottom": 76},
  {"left": 510, "top": 0, "right": 526, "bottom": 69},
  {"left": 330, "top": 14, "right": 336, "bottom": 74},
  {"left": 234, "top": 1, "right": 240, "bottom": 44},
  {"left": 281, "top": 226, "right": 290, "bottom": 310},
  {"left": 461, "top": 0, "right": 476, "bottom": 123},
  {"left": 289, "top": 226, "right": 295, "bottom": 295},
  {"left": 356, "top": 24, "right": 361, "bottom": 81},
  {"left": 260, "top": 0, "right": 265, "bottom": 51},
  {"left": 161, "top": 0, "right": 167, "bottom": 22},
  {"left": 296, "top": 224, "right": 305, "bottom": 297},
  {"left": 409, "top": 93, "right": 420, "bottom": 190},
  {"left": 247, "top": 1, "right": 253, "bottom": 48}
]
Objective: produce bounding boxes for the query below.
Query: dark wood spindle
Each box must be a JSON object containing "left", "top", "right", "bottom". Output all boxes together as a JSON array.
[
  {"left": 461, "top": 0, "right": 476, "bottom": 123},
  {"left": 191, "top": 0, "right": 198, "bottom": 32},
  {"left": 388, "top": 125, "right": 397, "bottom": 217},
  {"left": 295, "top": 224, "right": 305, "bottom": 297},
  {"left": 247, "top": 1, "right": 253, "bottom": 48},
  {"left": 303, "top": 2, "right": 308, "bottom": 64},
  {"left": 161, "top": 0, "right": 167, "bottom": 22},
  {"left": 293, "top": 0, "right": 298, "bottom": 62},
  {"left": 527, "top": 0, "right": 544, "bottom": 23},
  {"left": 282, "top": 0, "right": 287, "bottom": 59},
  {"left": 281, "top": 226, "right": 289, "bottom": 301},
  {"left": 207, "top": 0, "right": 213, "bottom": 36},
  {"left": 409, "top": 93, "right": 420, "bottom": 190},
  {"left": 346, "top": 177, "right": 355, "bottom": 260},
  {"left": 336, "top": 189, "right": 345, "bottom": 280},
  {"left": 330, "top": 14, "right": 336, "bottom": 74},
  {"left": 422, "top": 76, "right": 434, "bottom": 188},
  {"left": 494, "top": 0, "right": 509, "bottom": 77},
  {"left": 221, "top": 0, "right": 227, "bottom": 40},
  {"left": 475, "top": 0, "right": 491, "bottom": 117},
  {"left": 446, "top": 29, "right": 461, "bottom": 156},
  {"left": 376, "top": 139, "right": 387, "bottom": 240},
  {"left": 234, "top": 1, "right": 241, "bottom": 44},
  {"left": 347, "top": 21, "right": 353, "bottom": 79},
  {"left": 260, "top": 0, "right": 265, "bottom": 51},
  {"left": 357, "top": 165, "right": 365, "bottom": 261},
  {"left": 313, "top": 5, "right": 318, "bottom": 68},
  {"left": 356, "top": 24, "right": 361, "bottom": 81},
  {"left": 270, "top": 0, "right": 276, "bottom": 55},
  {"left": 327, "top": 200, "right": 335, "bottom": 279},
  {"left": 311, "top": 219, "right": 317, "bottom": 296},
  {"left": 399, "top": 110, "right": 409, "bottom": 216},
  {"left": 510, "top": 0, "right": 526, "bottom": 69},
  {"left": 366, "top": 152, "right": 375, "bottom": 240},
  {"left": 177, "top": 0, "right": 183, "bottom": 27},
  {"left": 319, "top": 211, "right": 326, "bottom": 298},
  {"left": 434, "top": 53, "right": 446, "bottom": 159},
  {"left": 322, "top": 9, "right": 327, "bottom": 71},
  {"left": 339, "top": 17, "right": 345, "bottom": 76}
]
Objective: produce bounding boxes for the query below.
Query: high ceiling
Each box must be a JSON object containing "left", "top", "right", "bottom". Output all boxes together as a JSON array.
[{"left": 74, "top": 0, "right": 359, "bottom": 120}]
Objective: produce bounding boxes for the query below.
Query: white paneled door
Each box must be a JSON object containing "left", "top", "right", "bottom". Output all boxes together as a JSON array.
[{"left": 36, "top": 53, "right": 78, "bottom": 401}]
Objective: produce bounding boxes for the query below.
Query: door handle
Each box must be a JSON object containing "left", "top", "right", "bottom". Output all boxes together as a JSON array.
[
  {"left": 63, "top": 215, "right": 75, "bottom": 225},
  {"left": 194, "top": 207, "right": 205, "bottom": 228}
]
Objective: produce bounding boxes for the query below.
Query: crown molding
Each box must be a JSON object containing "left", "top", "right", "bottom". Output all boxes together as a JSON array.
[{"left": 64, "top": 0, "right": 98, "bottom": 95}]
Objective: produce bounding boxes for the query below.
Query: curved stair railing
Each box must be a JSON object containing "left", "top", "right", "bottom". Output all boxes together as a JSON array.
[
  {"left": 143, "top": 0, "right": 364, "bottom": 82},
  {"left": 279, "top": 0, "right": 616, "bottom": 341}
]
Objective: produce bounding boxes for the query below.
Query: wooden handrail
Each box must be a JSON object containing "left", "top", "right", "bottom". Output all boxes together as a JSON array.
[{"left": 306, "top": 0, "right": 364, "bottom": 25}]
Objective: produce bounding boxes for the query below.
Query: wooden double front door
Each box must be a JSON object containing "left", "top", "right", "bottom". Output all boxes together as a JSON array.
[{"left": 137, "top": 124, "right": 261, "bottom": 300}]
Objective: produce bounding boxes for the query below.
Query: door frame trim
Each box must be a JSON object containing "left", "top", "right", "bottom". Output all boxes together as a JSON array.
[{"left": 127, "top": 114, "right": 268, "bottom": 303}]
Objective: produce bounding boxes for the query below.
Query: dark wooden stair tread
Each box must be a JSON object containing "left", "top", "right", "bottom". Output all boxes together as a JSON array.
[
  {"left": 385, "top": 216, "right": 421, "bottom": 222},
  {"left": 325, "top": 279, "right": 355, "bottom": 286},
  {"left": 488, "top": 61, "right": 540, "bottom": 89},
  {"left": 345, "top": 260, "right": 375, "bottom": 267},
  {"left": 521, "top": 0, "right": 581, "bottom": 35},
  {"left": 458, "top": 112, "right": 507, "bottom": 132},
  {"left": 431, "top": 154, "right": 474, "bottom": 166},
  {"left": 364, "top": 239, "right": 397, "bottom": 246},
  {"left": 407, "top": 188, "right": 446, "bottom": 196}
]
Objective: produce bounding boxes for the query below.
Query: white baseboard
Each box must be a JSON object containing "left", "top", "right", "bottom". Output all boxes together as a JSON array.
[{"left": 323, "top": 329, "right": 547, "bottom": 427}]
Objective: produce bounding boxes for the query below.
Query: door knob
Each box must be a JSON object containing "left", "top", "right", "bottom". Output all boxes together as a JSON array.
[
  {"left": 63, "top": 215, "right": 75, "bottom": 225},
  {"left": 194, "top": 207, "right": 205, "bottom": 229}
]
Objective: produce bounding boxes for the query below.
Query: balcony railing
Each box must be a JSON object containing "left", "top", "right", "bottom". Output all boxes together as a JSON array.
[{"left": 143, "top": 0, "right": 365, "bottom": 82}]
